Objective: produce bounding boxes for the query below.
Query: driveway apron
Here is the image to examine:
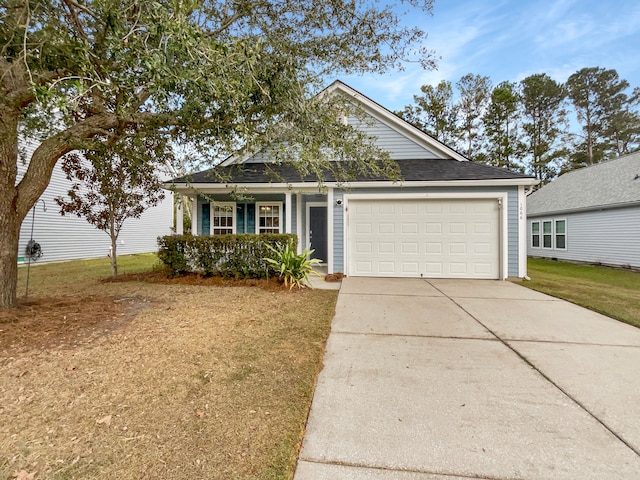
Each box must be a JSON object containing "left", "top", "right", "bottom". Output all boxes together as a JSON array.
[{"left": 294, "top": 278, "right": 640, "bottom": 480}]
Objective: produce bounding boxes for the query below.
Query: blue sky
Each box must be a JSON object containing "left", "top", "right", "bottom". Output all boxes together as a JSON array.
[{"left": 341, "top": 0, "right": 640, "bottom": 112}]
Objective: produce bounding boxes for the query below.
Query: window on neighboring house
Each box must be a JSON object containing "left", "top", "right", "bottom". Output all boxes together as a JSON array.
[
  {"left": 211, "top": 203, "right": 235, "bottom": 235},
  {"left": 555, "top": 220, "right": 566, "bottom": 249},
  {"left": 542, "top": 221, "right": 552, "bottom": 248},
  {"left": 531, "top": 221, "right": 540, "bottom": 248},
  {"left": 256, "top": 203, "right": 282, "bottom": 234}
]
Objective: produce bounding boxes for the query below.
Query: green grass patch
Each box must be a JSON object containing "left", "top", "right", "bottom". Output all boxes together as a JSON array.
[
  {"left": 17, "top": 253, "right": 159, "bottom": 296},
  {"left": 524, "top": 258, "right": 640, "bottom": 328}
]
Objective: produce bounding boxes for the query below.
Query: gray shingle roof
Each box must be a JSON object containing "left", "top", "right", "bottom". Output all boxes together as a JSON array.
[
  {"left": 172, "top": 158, "right": 532, "bottom": 184},
  {"left": 527, "top": 151, "right": 640, "bottom": 216}
]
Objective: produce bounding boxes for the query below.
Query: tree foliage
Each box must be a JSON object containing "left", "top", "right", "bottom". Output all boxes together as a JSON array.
[
  {"left": 520, "top": 74, "right": 568, "bottom": 183},
  {"left": 482, "top": 81, "right": 525, "bottom": 171},
  {"left": 55, "top": 137, "right": 167, "bottom": 276},
  {"left": 566, "top": 67, "right": 638, "bottom": 166},
  {"left": 400, "top": 66, "right": 638, "bottom": 177},
  {"left": 456, "top": 73, "right": 492, "bottom": 160},
  {"left": 0, "top": 0, "right": 437, "bottom": 307},
  {"left": 397, "top": 80, "right": 459, "bottom": 144}
]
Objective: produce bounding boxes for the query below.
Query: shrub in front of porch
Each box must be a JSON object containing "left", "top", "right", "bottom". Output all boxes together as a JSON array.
[{"left": 157, "top": 234, "right": 298, "bottom": 278}]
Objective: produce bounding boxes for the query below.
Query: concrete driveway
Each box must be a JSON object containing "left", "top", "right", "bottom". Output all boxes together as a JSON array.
[{"left": 294, "top": 278, "right": 640, "bottom": 480}]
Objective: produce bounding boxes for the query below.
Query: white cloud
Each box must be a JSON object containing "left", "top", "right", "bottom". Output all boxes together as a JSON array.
[{"left": 339, "top": 0, "right": 640, "bottom": 111}]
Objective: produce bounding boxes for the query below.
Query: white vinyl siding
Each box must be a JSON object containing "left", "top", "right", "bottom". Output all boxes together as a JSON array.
[
  {"left": 17, "top": 142, "right": 173, "bottom": 264},
  {"left": 528, "top": 206, "right": 640, "bottom": 268}
]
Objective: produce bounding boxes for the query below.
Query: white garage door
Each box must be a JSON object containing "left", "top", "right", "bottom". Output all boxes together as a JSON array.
[{"left": 347, "top": 198, "right": 500, "bottom": 279}]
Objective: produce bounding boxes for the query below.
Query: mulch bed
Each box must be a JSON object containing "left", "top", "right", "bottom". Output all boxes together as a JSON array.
[{"left": 103, "top": 270, "right": 294, "bottom": 291}]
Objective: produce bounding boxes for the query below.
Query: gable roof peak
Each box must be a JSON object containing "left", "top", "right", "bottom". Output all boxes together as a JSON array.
[{"left": 321, "top": 79, "right": 469, "bottom": 162}]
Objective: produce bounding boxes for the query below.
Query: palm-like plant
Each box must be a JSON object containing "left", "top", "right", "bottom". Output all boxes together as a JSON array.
[{"left": 264, "top": 241, "right": 322, "bottom": 289}]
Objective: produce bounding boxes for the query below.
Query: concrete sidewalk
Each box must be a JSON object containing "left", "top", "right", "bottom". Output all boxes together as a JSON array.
[{"left": 294, "top": 278, "right": 640, "bottom": 480}]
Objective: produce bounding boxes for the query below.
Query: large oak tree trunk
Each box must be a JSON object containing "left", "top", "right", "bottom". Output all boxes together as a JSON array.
[
  {"left": 0, "top": 111, "right": 117, "bottom": 307},
  {"left": 0, "top": 117, "right": 21, "bottom": 307}
]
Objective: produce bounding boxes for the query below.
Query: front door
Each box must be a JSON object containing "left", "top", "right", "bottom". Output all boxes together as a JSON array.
[{"left": 309, "top": 206, "right": 328, "bottom": 264}]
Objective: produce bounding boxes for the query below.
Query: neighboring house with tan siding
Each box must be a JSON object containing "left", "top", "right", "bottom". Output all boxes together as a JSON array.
[{"left": 527, "top": 151, "right": 640, "bottom": 269}]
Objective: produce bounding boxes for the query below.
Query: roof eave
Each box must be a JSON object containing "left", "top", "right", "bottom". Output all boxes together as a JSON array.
[
  {"left": 528, "top": 200, "right": 640, "bottom": 217},
  {"left": 167, "top": 177, "right": 538, "bottom": 193}
]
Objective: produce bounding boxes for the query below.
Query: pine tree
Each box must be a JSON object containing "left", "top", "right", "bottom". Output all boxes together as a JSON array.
[
  {"left": 520, "top": 74, "right": 568, "bottom": 183},
  {"left": 456, "top": 74, "right": 492, "bottom": 160},
  {"left": 482, "top": 82, "right": 525, "bottom": 171}
]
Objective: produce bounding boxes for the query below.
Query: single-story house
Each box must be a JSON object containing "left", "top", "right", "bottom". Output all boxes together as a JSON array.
[
  {"left": 17, "top": 140, "right": 174, "bottom": 264},
  {"left": 527, "top": 151, "right": 640, "bottom": 269},
  {"left": 170, "top": 80, "right": 538, "bottom": 279}
]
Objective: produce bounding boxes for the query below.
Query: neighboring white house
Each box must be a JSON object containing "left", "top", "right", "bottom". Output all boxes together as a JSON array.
[
  {"left": 17, "top": 141, "right": 174, "bottom": 265},
  {"left": 527, "top": 151, "right": 640, "bottom": 269}
]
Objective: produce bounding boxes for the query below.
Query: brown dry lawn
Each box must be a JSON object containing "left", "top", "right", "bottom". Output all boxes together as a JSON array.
[{"left": 1, "top": 254, "right": 338, "bottom": 479}]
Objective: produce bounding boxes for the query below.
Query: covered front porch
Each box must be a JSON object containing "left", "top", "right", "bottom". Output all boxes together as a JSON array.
[{"left": 175, "top": 189, "right": 336, "bottom": 270}]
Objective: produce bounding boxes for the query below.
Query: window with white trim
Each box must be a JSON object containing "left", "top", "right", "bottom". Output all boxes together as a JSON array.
[
  {"left": 256, "top": 202, "right": 282, "bottom": 234},
  {"left": 531, "top": 221, "right": 540, "bottom": 248},
  {"left": 555, "top": 220, "right": 566, "bottom": 249},
  {"left": 210, "top": 202, "right": 236, "bottom": 235},
  {"left": 542, "top": 220, "right": 552, "bottom": 248},
  {"left": 532, "top": 219, "right": 567, "bottom": 250}
]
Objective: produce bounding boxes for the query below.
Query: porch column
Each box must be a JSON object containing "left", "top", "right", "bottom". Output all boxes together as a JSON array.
[
  {"left": 296, "top": 193, "right": 302, "bottom": 254},
  {"left": 191, "top": 195, "right": 199, "bottom": 236},
  {"left": 327, "top": 187, "right": 334, "bottom": 274},
  {"left": 175, "top": 195, "right": 184, "bottom": 235},
  {"left": 285, "top": 191, "right": 292, "bottom": 234}
]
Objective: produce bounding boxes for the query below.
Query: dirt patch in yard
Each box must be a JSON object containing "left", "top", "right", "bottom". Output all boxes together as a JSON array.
[
  {"left": 0, "top": 296, "right": 148, "bottom": 352},
  {"left": 2, "top": 263, "right": 337, "bottom": 480}
]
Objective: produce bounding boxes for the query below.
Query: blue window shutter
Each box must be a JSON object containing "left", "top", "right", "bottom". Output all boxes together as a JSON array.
[
  {"left": 237, "top": 205, "right": 245, "bottom": 233},
  {"left": 201, "top": 203, "right": 210, "bottom": 235},
  {"left": 247, "top": 204, "right": 256, "bottom": 233}
]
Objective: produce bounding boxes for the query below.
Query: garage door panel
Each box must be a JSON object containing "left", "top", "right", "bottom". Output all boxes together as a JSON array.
[
  {"left": 426, "top": 223, "right": 442, "bottom": 234},
  {"left": 401, "top": 223, "right": 418, "bottom": 234},
  {"left": 474, "top": 243, "right": 492, "bottom": 254},
  {"left": 449, "top": 223, "right": 466, "bottom": 234},
  {"left": 426, "top": 242, "right": 442, "bottom": 254},
  {"left": 355, "top": 223, "right": 372, "bottom": 234},
  {"left": 474, "top": 263, "right": 493, "bottom": 275},
  {"left": 348, "top": 199, "right": 500, "bottom": 279},
  {"left": 425, "top": 262, "right": 443, "bottom": 274},
  {"left": 378, "top": 242, "right": 395, "bottom": 254},
  {"left": 378, "top": 261, "right": 396, "bottom": 274},
  {"left": 356, "top": 260, "right": 373, "bottom": 273},
  {"left": 449, "top": 243, "right": 467, "bottom": 254},
  {"left": 474, "top": 222, "right": 491, "bottom": 234},
  {"left": 449, "top": 263, "right": 468, "bottom": 274},
  {"left": 401, "top": 262, "right": 419, "bottom": 274},
  {"left": 378, "top": 223, "right": 395, "bottom": 234},
  {"left": 354, "top": 242, "right": 372, "bottom": 254},
  {"left": 402, "top": 242, "right": 419, "bottom": 254},
  {"left": 401, "top": 203, "right": 418, "bottom": 215}
]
